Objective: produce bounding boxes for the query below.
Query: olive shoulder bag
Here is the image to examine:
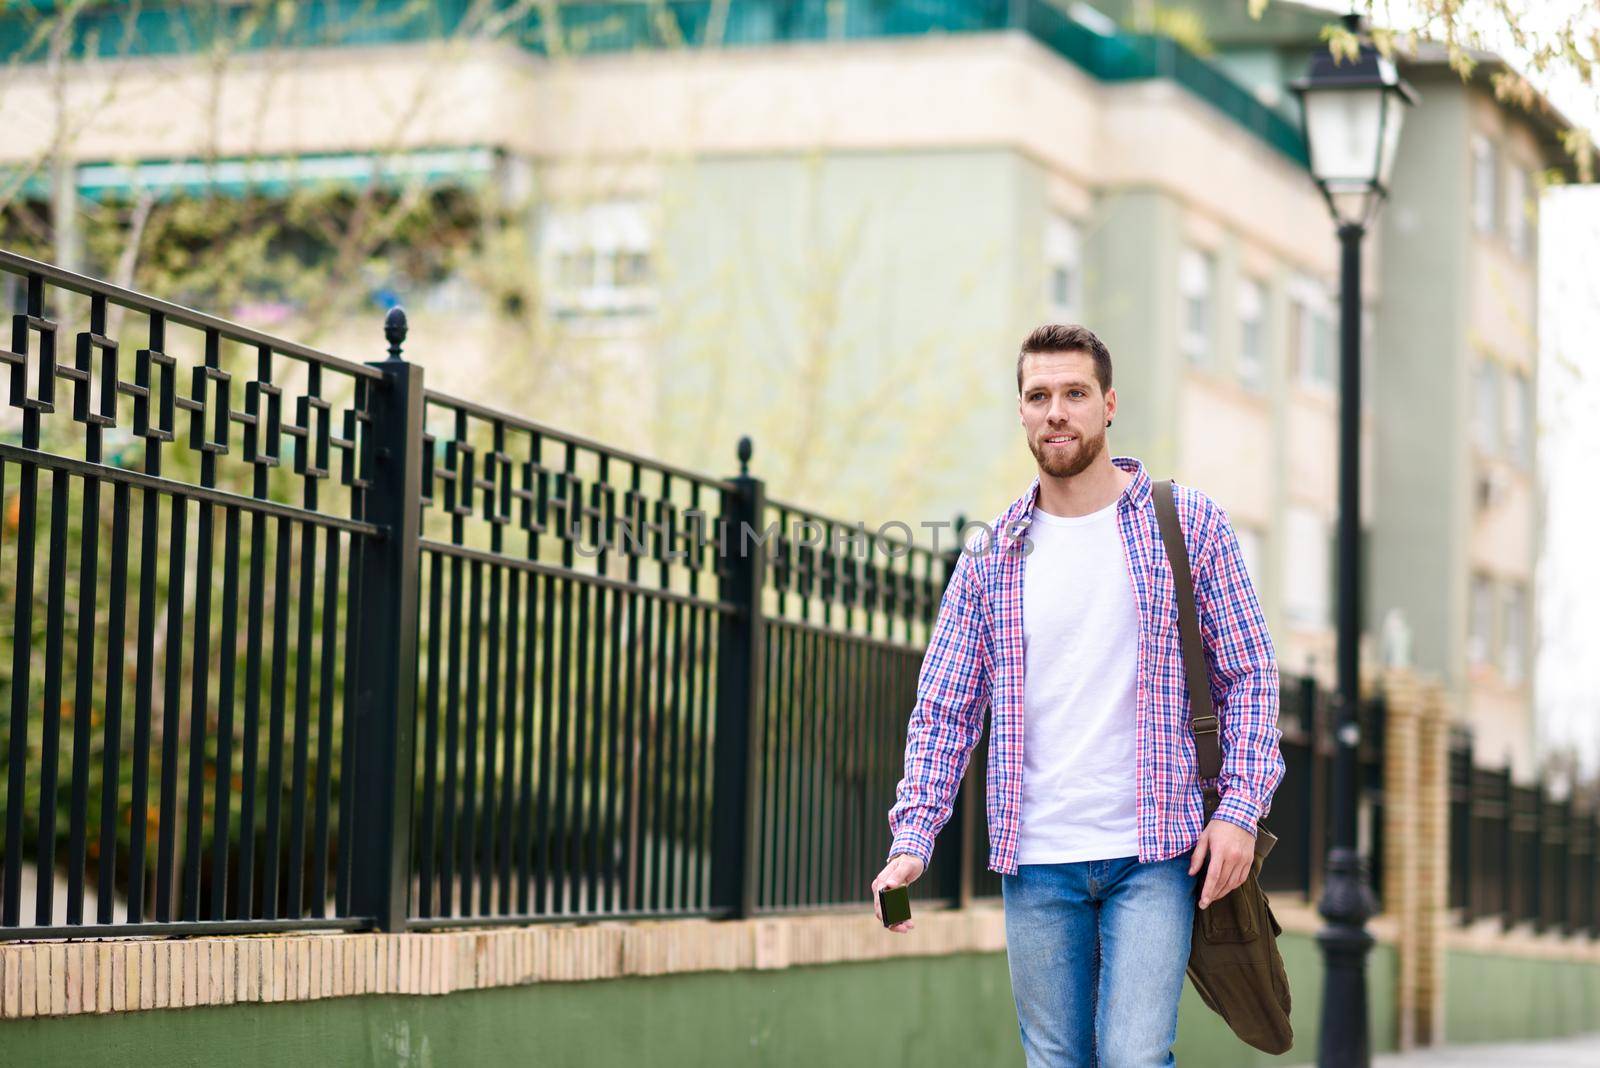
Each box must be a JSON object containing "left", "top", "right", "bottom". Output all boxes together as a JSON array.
[{"left": 1153, "top": 478, "right": 1294, "bottom": 1056}]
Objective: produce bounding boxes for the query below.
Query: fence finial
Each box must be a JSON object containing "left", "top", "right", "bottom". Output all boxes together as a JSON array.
[
  {"left": 384, "top": 306, "right": 409, "bottom": 362},
  {"left": 736, "top": 435, "right": 753, "bottom": 477}
]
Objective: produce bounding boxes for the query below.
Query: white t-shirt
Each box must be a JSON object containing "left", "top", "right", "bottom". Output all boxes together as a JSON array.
[{"left": 1016, "top": 497, "right": 1141, "bottom": 865}]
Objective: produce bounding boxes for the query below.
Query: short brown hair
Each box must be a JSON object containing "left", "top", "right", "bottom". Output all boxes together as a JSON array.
[{"left": 1016, "top": 324, "right": 1113, "bottom": 395}]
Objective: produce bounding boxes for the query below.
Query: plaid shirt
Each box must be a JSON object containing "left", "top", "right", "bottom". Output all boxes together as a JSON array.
[{"left": 888, "top": 455, "right": 1284, "bottom": 875}]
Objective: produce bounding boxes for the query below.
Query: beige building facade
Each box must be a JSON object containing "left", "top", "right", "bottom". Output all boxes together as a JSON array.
[{"left": 0, "top": 2, "right": 1574, "bottom": 770}]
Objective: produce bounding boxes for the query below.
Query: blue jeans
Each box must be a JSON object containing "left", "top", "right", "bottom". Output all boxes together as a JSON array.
[{"left": 1002, "top": 855, "right": 1197, "bottom": 1068}]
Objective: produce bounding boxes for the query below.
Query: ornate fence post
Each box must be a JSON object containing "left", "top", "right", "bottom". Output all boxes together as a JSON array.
[
  {"left": 1562, "top": 797, "right": 1577, "bottom": 935},
  {"left": 1306, "top": 673, "right": 1327, "bottom": 900},
  {"left": 1590, "top": 805, "right": 1600, "bottom": 937},
  {"left": 1454, "top": 729, "right": 1475, "bottom": 925},
  {"left": 348, "top": 308, "right": 426, "bottom": 932},
  {"left": 711, "top": 437, "right": 766, "bottom": 919},
  {"left": 1500, "top": 758, "right": 1515, "bottom": 930},
  {"left": 1532, "top": 782, "right": 1547, "bottom": 933}
]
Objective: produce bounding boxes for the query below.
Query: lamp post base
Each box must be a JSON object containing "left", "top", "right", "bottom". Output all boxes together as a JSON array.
[{"left": 1316, "top": 846, "right": 1379, "bottom": 1067}]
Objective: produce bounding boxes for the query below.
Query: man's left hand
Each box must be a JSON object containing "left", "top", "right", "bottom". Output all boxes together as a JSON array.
[{"left": 1189, "top": 819, "right": 1256, "bottom": 909}]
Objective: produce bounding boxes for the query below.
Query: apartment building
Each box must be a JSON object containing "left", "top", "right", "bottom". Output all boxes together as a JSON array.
[
  {"left": 0, "top": 0, "right": 1577, "bottom": 768},
  {"left": 1152, "top": 0, "right": 1573, "bottom": 774}
]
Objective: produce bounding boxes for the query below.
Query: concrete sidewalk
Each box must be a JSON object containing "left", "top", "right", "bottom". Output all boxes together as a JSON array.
[{"left": 1370, "top": 1033, "right": 1600, "bottom": 1065}]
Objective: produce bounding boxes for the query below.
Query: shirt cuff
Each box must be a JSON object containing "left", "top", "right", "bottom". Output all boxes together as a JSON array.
[
  {"left": 888, "top": 827, "right": 936, "bottom": 869},
  {"left": 1211, "top": 791, "right": 1262, "bottom": 836}
]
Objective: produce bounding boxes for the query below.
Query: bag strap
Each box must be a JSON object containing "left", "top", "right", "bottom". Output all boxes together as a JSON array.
[{"left": 1152, "top": 479, "right": 1223, "bottom": 814}]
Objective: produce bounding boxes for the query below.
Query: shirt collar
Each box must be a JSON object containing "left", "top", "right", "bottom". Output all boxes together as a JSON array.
[{"left": 1007, "top": 456, "right": 1151, "bottom": 537}]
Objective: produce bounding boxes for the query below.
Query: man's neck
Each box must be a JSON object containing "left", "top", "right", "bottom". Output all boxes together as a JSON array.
[{"left": 1034, "top": 458, "right": 1132, "bottom": 518}]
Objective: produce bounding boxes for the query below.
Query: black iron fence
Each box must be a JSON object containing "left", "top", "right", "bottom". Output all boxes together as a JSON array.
[
  {"left": 405, "top": 388, "right": 736, "bottom": 924},
  {"left": 0, "top": 248, "right": 958, "bottom": 938},
  {"left": 1448, "top": 732, "right": 1600, "bottom": 934},
  {"left": 0, "top": 250, "right": 377, "bottom": 937},
  {"left": 0, "top": 248, "right": 1510, "bottom": 945},
  {"left": 400, "top": 396, "right": 955, "bottom": 926}
]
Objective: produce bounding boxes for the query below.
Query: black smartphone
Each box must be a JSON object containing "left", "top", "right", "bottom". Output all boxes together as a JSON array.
[{"left": 878, "top": 884, "right": 912, "bottom": 927}]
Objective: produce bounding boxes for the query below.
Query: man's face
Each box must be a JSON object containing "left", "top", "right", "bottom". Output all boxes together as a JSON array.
[{"left": 1018, "top": 350, "right": 1115, "bottom": 479}]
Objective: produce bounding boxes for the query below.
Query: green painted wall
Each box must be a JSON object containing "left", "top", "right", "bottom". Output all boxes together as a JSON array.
[
  {"left": 1369, "top": 73, "right": 1472, "bottom": 692},
  {"left": 653, "top": 149, "right": 1043, "bottom": 534},
  {"left": 1444, "top": 948, "right": 1600, "bottom": 1044},
  {"left": 7, "top": 931, "right": 1401, "bottom": 1067},
  {"left": 1084, "top": 187, "right": 1183, "bottom": 478}
]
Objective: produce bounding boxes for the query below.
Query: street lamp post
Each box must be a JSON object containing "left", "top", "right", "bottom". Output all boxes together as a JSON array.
[{"left": 1291, "top": 15, "right": 1418, "bottom": 1068}]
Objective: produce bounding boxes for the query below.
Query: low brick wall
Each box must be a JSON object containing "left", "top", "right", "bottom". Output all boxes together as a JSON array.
[
  {"left": 0, "top": 892, "right": 1407, "bottom": 1024},
  {"left": 1445, "top": 917, "right": 1600, "bottom": 965},
  {"left": 0, "top": 905, "right": 1009, "bottom": 1020}
]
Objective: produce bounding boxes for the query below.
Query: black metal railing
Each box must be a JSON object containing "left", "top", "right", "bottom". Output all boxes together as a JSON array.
[
  {"left": 0, "top": 245, "right": 1380, "bottom": 940},
  {"left": 752, "top": 497, "right": 947, "bottom": 912},
  {"left": 0, "top": 249, "right": 380, "bottom": 937},
  {"left": 0, "top": 249, "right": 979, "bottom": 938},
  {"left": 1448, "top": 730, "right": 1600, "bottom": 935},
  {"left": 0, "top": 247, "right": 1493, "bottom": 944},
  {"left": 1257, "top": 676, "right": 1386, "bottom": 908},
  {"left": 405, "top": 388, "right": 734, "bottom": 925}
]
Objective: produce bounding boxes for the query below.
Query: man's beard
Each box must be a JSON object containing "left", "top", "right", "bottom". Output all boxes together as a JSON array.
[{"left": 1029, "top": 423, "right": 1107, "bottom": 479}]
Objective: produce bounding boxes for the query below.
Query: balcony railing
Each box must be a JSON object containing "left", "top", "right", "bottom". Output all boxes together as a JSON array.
[{"left": 0, "top": 1, "right": 1306, "bottom": 167}]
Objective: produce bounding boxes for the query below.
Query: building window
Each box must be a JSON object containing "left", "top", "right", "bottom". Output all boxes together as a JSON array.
[
  {"left": 1237, "top": 277, "right": 1267, "bottom": 391},
  {"left": 1504, "top": 369, "right": 1531, "bottom": 465},
  {"left": 1045, "top": 213, "right": 1083, "bottom": 323},
  {"left": 1179, "top": 247, "right": 1215, "bottom": 367},
  {"left": 1468, "top": 573, "right": 1494, "bottom": 667},
  {"left": 1285, "top": 507, "right": 1330, "bottom": 626},
  {"left": 1472, "top": 134, "right": 1498, "bottom": 235},
  {"left": 1235, "top": 524, "right": 1266, "bottom": 589},
  {"left": 1473, "top": 362, "right": 1500, "bottom": 455},
  {"left": 1288, "top": 276, "right": 1334, "bottom": 390},
  {"left": 540, "top": 199, "right": 655, "bottom": 320},
  {"left": 1505, "top": 165, "right": 1531, "bottom": 258},
  {"left": 1502, "top": 583, "right": 1526, "bottom": 683}
]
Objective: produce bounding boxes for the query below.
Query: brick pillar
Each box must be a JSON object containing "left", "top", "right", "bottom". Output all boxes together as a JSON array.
[
  {"left": 1380, "top": 667, "right": 1450, "bottom": 1049},
  {"left": 1381, "top": 667, "right": 1423, "bottom": 1050},
  {"left": 1414, "top": 679, "right": 1450, "bottom": 1046}
]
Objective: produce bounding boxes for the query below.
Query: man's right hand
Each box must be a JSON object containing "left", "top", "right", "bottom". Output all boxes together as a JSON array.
[{"left": 871, "top": 854, "right": 926, "bottom": 934}]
